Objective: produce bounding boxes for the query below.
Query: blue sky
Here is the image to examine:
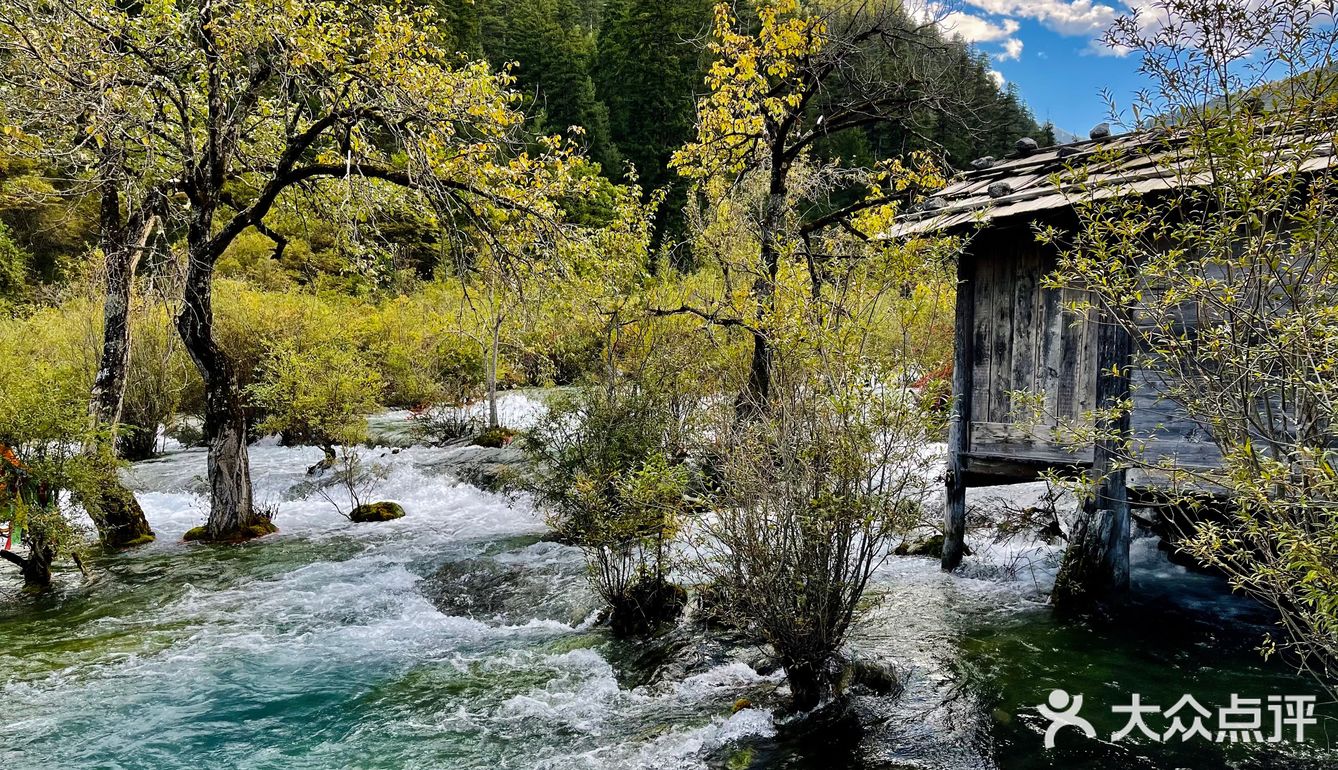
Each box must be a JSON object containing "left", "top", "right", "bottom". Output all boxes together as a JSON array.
[
  {"left": 991, "top": 21, "right": 1147, "bottom": 137},
  {"left": 937, "top": 1, "right": 1152, "bottom": 138}
]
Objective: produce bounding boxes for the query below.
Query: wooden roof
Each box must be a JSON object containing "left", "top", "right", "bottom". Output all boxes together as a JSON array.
[{"left": 891, "top": 123, "right": 1338, "bottom": 237}]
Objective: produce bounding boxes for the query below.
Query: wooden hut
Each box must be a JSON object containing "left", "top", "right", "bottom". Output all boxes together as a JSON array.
[{"left": 891, "top": 126, "right": 1335, "bottom": 580}]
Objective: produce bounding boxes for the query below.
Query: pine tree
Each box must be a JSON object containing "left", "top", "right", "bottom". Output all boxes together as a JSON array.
[
  {"left": 477, "top": 0, "right": 617, "bottom": 170},
  {"left": 596, "top": 0, "right": 711, "bottom": 255},
  {"left": 1039, "top": 120, "right": 1058, "bottom": 147},
  {"left": 435, "top": 0, "right": 484, "bottom": 57},
  {"left": 597, "top": 0, "right": 709, "bottom": 184}
]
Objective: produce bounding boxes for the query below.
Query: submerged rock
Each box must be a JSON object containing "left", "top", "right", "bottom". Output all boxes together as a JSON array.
[
  {"left": 349, "top": 501, "right": 406, "bottom": 523},
  {"left": 306, "top": 451, "right": 336, "bottom": 477},
  {"left": 421, "top": 541, "right": 597, "bottom": 628},
  {"left": 842, "top": 658, "right": 904, "bottom": 697},
  {"left": 895, "top": 533, "right": 944, "bottom": 557},
  {"left": 702, "top": 700, "right": 864, "bottom": 770},
  {"left": 426, "top": 558, "right": 524, "bottom": 618},
  {"left": 895, "top": 532, "right": 972, "bottom": 559},
  {"left": 606, "top": 596, "right": 775, "bottom": 692},
  {"left": 775, "top": 699, "right": 865, "bottom": 759},
  {"left": 421, "top": 444, "right": 528, "bottom": 492}
]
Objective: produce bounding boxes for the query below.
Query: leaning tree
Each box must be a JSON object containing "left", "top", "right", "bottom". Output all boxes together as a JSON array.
[{"left": 1, "top": 0, "right": 595, "bottom": 541}]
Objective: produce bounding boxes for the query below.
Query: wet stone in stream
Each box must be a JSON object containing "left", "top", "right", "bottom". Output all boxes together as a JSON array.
[{"left": 420, "top": 540, "right": 599, "bottom": 628}]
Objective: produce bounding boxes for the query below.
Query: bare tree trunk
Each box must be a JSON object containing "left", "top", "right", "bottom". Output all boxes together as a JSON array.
[
  {"left": 783, "top": 658, "right": 836, "bottom": 712},
  {"left": 943, "top": 258, "right": 975, "bottom": 571},
  {"left": 176, "top": 254, "right": 273, "bottom": 542},
  {"left": 743, "top": 331, "right": 772, "bottom": 414},
  {"left": 1, "top": 530, "right": 55, "bottom": 589},
  {"left": 487, "top": 316, "right": 501, "bottom": 431},
  {"left": 22, "top": 537, "right": 54, "bottom": 588},
  {"left": 739, "top": 187, "right": 786, "bottom": 417},
  {"left": 90, "top": 196, "right": 148, "bottom": 437},
  {"left": 84, "top": 176, "right": 155, "bottom": 549}
]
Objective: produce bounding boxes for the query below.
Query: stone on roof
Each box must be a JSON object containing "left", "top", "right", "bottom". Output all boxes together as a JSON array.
[{"left": 890, "top": 123, "right": 1335, "bottom": 237}]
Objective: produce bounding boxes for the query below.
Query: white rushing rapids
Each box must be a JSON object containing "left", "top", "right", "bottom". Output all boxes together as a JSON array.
[{"left": 0, "top": 392, "right": 1291, "bottom": 770}]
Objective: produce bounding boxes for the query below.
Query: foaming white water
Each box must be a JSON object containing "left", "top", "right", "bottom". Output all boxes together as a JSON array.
[
  {"left": 101, "top": 439, "right": 575, "bottom": 671},
  {"left": 5, "top": 398, "right": 1284, "bottom": 770},
  {"left": 541, "top": 708, "right": 777, "bottom": 770},
  {"left": 489, "top": 651, "right": 780, "bottom": 770},
  {"left": 123, "top": 441, "right": 544, "bottom": 545},
  {"left": 367, "top": 390, "right": 553, "bottom": 447},
  {"left": 1, "top": 412, "right": 780, "bottom": 770}
]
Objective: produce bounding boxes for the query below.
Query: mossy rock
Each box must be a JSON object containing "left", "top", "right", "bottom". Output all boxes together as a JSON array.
[
  {"left": 243, "top": 520, "right": 280, "bottom": 539},
  {"left": 894, "top": 532, "right": 944, "bottom": 557},
  {"left": 609, "top": 579, "right": 688, "bottom": 637},
  {"left": 471, "top": 427, "right": 519, "bottom": 449},
  {"left": 350, "top": 501, "right": 406, "bottom": 523},
  {"left": 182, "top": 519, "right": 279, "bottom": 543},
  {"left": 893, "top": 532, "right": 969, "bottom": 558},
  {"left": 119, "top": 534, "right": 157, "bottom": 548},
  {"left": 725, "top": 747, "right": 756, "bottom": 770}
]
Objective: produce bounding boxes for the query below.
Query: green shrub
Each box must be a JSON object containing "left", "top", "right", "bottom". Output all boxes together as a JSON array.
[
  {"left": 0, "top": 220, "right": 30, "bottom": 311},
  {"left": 121, "top": 303, "right": 199, "bottom": 458},
  {"left": 524, "top": 378, "right": 693, "bottom": 636},
  {"left": 0, "top": 305, "right": 99, "bottom": 586},
  {"left": 248, "top": 333, "right": 384, "bottom": 453}
]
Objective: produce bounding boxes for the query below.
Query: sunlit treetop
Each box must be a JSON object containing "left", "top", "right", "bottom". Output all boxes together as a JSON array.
[{"left": 0, "top": 0, "right": 606, "bottom": 273}]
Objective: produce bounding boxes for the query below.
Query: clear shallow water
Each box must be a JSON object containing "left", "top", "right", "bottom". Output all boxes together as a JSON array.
[{"left": 1, "top": 406, "right": 1335, "bottom": 769}]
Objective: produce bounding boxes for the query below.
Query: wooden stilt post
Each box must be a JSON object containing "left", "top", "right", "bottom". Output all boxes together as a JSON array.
[
  {"left": 1093, "top": 310, "right": 1132, "bottom": 591},
  {"left": 1053, "top": 308, "right": 1132, "bottom": 607},
  {"left": 942, "top": 256, "right": 975, "bottom": 571}
]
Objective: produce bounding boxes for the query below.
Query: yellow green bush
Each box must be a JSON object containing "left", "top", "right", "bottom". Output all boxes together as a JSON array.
[{"left": 0, "top": 302, "right": 101, "bottom": 571}]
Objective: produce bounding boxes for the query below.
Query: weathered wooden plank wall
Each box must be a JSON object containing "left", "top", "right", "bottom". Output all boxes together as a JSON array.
[
  {"left": 1129, "top": 369, "right": 1225, "bottom": 469},
  {"left": 966, "top": 231, "right": 1098, "bottom": 464},
  {"left": 952, "top": 224, "right": 1240, "bottom": 482}
]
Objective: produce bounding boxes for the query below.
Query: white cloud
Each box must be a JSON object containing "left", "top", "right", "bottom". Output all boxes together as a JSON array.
[
  {"left": 1088, "top": 39, "right": 1133, "bottom": 56},
  {"left": 940, "top": 10, "right": 1020, "bottom": 42},
  {"left": 938, "top": 9, "right": 1026, "bottom": 61},
  {"left": 989, "top": 69, "right": 1007, "bottom": 88},
  {"left": 963, "top": 0, "right": 1120, "bottom": 37}
]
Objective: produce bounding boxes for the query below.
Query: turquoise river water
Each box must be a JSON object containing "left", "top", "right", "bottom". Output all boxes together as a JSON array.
[{"left": 1, "top": 401, "right": 1335, "bottom": 769}]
